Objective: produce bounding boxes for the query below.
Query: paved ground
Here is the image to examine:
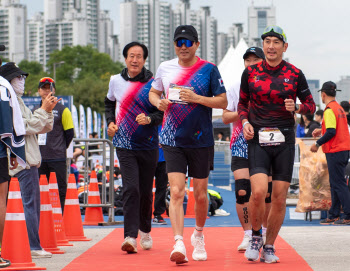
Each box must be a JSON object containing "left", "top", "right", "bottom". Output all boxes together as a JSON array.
[
  {"left": 33, "top": 226, "right": 350, "bottom": 271},
  {"left": 32, "top": 185, "right": 350, "bottom": 271}
]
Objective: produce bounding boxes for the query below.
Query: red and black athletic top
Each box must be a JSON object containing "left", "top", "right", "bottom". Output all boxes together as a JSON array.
[{"left": 238, "top": 60, "right": 315, "bottom": 142}]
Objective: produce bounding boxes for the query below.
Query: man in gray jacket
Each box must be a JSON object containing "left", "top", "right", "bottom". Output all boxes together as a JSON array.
[{"left": 0, "top": 62, "right": 59, "bottom": 258}]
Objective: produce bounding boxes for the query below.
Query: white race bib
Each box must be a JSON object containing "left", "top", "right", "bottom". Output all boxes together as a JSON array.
[
  {"left": 38, "top": 133, "right": 47, "bottom": 146},
  {"left": 168, "top": 83, "right": 192, "bottom": 105},
  {"left": 258, "top": 128, "right": 285, "bottom": 146}
]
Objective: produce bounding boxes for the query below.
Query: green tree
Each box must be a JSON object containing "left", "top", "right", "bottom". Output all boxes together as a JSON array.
[
  {"left": 46, "top": 45, "right": 124, "bottom": 112},
  {"left": 18, "top": 60, "right": 48, "bottom": 96}
]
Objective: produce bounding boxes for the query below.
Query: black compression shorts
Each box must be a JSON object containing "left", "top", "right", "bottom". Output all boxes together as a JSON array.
[{"left": 248, "top": 142, "right": 295, "bottom": 182}]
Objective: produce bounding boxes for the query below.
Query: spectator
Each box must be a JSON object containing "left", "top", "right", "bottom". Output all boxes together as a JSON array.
[
  {"left": 315, "top": 109, "right": 324, "bottom": 125},
  {"left": 0, "top": 59, "right": 27, "bottom": 268},
  {"left": 311, "top": 81, "right": 350, "bottom": 225},
  {"left": 340, "top": 101, "right": 350, "bottom": 130},
  {"left": 217, "top": 132, "right": 224, "bottom": 141},
  {"left": 296, "top": 116, "right": 305, "bottom": 138},
  {"left": 303, "top": 114, "right": 321, "bottom": 137},
  {"left": 34, "top": 77, "right": 74, "bottom": 213},
  {"left": 0, "top": 62, "right": 57, "bottom": 258}
]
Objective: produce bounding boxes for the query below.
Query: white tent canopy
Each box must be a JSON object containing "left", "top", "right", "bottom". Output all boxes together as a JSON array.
[{"left": 213, "top": 38, "right": 249, "bottom": 118}]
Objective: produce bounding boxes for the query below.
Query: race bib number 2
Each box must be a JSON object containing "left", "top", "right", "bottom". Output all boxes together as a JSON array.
[{"left": 258, "top": 128, "right": 285, "bottom": 146}]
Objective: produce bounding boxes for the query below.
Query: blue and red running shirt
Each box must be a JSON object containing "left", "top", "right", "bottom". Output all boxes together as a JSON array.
[
  {"left": 106, "top": 74, "right": 159, "bottom": 150},
  {"left": 238, "top": 60, "right": 316, "bottom": 143},
  {"left": 152, "top": 57, "right": 226, "bottom": 148}
]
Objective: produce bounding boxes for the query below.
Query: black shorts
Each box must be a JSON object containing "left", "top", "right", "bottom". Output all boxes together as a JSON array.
[
  {"left": 0, "top": 157, "right": 11, "bottom": 184},
  {"left": 162, "top": 145, "right": 214, "bottom": 179},
  {"left": 231, "top": 156, "right": 249, "bottom": 172},
  {"left": 248, "top": 142, "right": 295, "bottom": 183},
  {"left": 231, "top": 156, "right": 272, "bottom": 176}
]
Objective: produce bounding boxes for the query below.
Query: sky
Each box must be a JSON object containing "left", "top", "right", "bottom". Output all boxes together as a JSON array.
[{"left": 20, "top": 0, "right": 350, "bottom": 86}]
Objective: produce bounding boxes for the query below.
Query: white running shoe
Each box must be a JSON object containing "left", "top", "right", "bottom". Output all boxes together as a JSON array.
[
  {"left": 261, "top": 245, "right": 280, "bottom": 263},
  {"left": 139, "top": 230, "right": 153, "bottom": 250},
  {"left": 213, "top": 209, "right": 230, "bottom": 216},
  {"left": 191, "top": 233, "right": 207, "bottom": 261},
  {"left": 121, "top": 236, "right": 137, "bottom": 253},
  {"left": 31, "top": 249, "right": 52, "bottom": 259},
  {"left": 237, "top": 233, "right": 251, "bottom": 251},
  {"left": 244, "top": 236, "right": 263, "bottom": 261},
  {"left": 170, "top": 240, "right": 188, "bottom": 264}
]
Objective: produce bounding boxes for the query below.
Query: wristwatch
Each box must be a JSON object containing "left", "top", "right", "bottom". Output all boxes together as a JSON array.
[
  {"left": 315, "top": 142, "right": 320, "bottom": 148},
  {"left": 146, "top": 116, "right": 151, "bottom": 124},
  {"left": 295, "top": 104, "right": 300, "bottom": 111}
]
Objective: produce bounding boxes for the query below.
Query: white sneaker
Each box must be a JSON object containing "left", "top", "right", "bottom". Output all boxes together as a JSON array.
[
  {"left": 237, "top": 233, "right": 251, "bottom": 251},
  {"left": 121, "top": 236, "right": 137, "bottom": 253},
  {"left": 170, "top": 240, "right": 188, "bottom": 264},
  {"left": 191, "top": 233, "right": 207, "bottom": 261},
  {"left": 139, "top": 230, "right": 153, "bottom": 250},
  {"left": 213, "top": 209, "right": 230, "bottom": 216},
  {"left": 31, "top": 249, "right": 52, "bottom": 259}
]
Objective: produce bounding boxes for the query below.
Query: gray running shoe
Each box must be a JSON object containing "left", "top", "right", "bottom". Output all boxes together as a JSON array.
[
  {"left": 244, "top": 236, "right": 263, "bottom": 261},
  {"left": 261, "top": 245, "right": 279, "bottom": 263}
]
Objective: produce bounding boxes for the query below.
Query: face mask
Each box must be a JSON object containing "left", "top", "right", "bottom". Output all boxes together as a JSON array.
[{"left": 11, "top": 77, "right": 25, "bottom": 95}]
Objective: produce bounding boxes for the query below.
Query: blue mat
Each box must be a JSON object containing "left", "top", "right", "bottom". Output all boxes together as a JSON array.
[{"left": 84, "top": 185, "right": 324, "bottom": 228}]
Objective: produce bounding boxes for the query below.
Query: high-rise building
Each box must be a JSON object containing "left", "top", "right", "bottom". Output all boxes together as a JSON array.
[
  {"left": 228, "top": 23, "right": 243, "bottom": 48},
  {"left": 149, "top": 0, "right": 174, "bottom": 72},
  {"left": 307, "top": 79, "right": 320, "bottom": 106},
  {"left": 26, "top": 0, "right": 117, "bottom": 68},
  {"left": 217, "top": 32, "right": 228, "bottom": 65},
  {"left": 119, "top": 0, "right": 138, "bottom": 61},
  {"left": 248, "top": 3, "right": 275, "bottom": 47},
  {"left": 0, "top": 0, "right": 27, "bottom": 63},
  {"left": 119, "top": 0, "right": 175, "bottom": 72},
  {"left": 99, "top": 10, "right": 114, "bottom": 55},
  {"left": 336, "top": 76, "right": 350, "bottom": 102}
]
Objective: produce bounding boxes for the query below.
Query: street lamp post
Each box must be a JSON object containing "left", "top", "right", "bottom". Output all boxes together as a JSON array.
[{"left": 53, "top": 61, "right": 65, "bottom": 82}]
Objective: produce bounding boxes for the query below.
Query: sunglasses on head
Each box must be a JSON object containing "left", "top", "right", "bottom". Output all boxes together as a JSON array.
[
  {"left": 175, "top": 39, "right": 194, "bottom": 48},
  {"left": 39, "top": 77, "right": 55, "bottom": 83},
  {"left": 262, "top": 26, "right": 287, "bottom": 42}
]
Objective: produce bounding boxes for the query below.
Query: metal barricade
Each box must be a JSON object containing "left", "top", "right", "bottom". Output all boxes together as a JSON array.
[{"left": 72, "top": 138, "right": 120, "bottom": 225}]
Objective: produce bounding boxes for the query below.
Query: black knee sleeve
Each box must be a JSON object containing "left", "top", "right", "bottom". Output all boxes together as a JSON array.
[
  {"left": 235, "top": 179, "right": 251, "bottom": 204},
  {"left": 265, "top": 182, "right": 272, "bottom": 203}
]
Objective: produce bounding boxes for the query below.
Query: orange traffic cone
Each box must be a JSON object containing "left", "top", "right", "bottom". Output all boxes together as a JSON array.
[
  {"left": 1, "top": 178, "right": 46, "bottom": 270},
  {"left": 184, "top": 177, "right": 196, "bottom": 218},
  {"left": 63, "top": 174, "right": 91, "bottom": 241},
  {"left": 83, "top": 170, "right": 104, "bottom": 225},
  {"left": 38, "top": 175, "right": 65, "bottom": 254},
  {"left": 48, "top": 172, "right": 73, "bottom": 246}
]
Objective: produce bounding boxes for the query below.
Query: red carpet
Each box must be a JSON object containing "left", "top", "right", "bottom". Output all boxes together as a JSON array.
[{"left": 62, "top": 227, "right": 312, "bottom": 271}]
